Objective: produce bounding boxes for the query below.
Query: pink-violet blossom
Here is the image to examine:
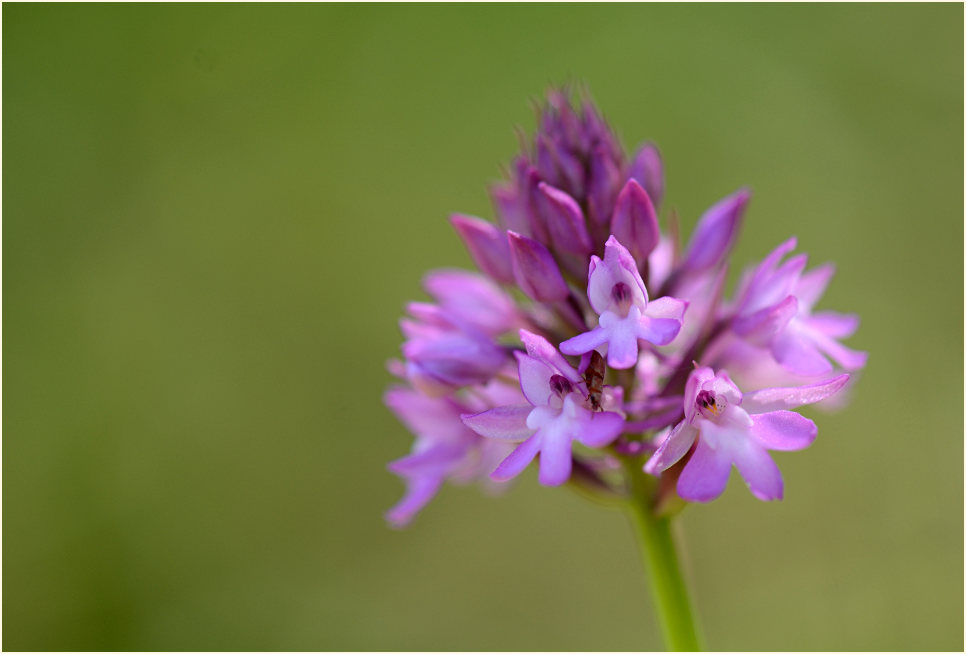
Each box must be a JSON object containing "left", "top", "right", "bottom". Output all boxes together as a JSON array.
[
  {"left": 461, "top": 330, "right": 625, "bottom": 486},
  {"left": 645, "top": 367, "right": 849, "bottom": 502},
  {"left": 560, "top": 236, "right": 687, "bottom": 369}
]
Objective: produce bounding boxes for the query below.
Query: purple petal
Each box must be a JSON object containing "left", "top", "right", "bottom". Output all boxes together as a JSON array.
[
  {"left": 587, "top": 146, "right": 622, "bottom": 227},
  {"left": 733, "top": 295, "right": 799, "bottom": 346},
  {"left": 492, "top": 433, "right": 542, "bottom": 481},
  {"left": 507, "top": 230, "right": 570, "bottom": 301},
  {"left": 402, "top": 330, "right": 506, "bottom": 388},
  {"left": 450, "top": 214, "right": 514, "bottom": 284},
  {"left": 578, "top": 411, "right": 626, "bottom": 447},
  {"left": 518, "top": 162, "right": 552, "bottom": 244},
  {"left": 772, "top": 329, "right": 834, "bottom": 375},
  {"left": 807, "top": 311, "right": 860, "bottom": 339},
  {"left": 731, "top": 439, "right": 784, "bottom": 501},
  {"left": 707, "top": 372, "right": 744, "bottom": 406},
  {"left": 461, "top": 406, "right": 534, "bottom": 442},
  {"left": 742, "top": 374, "right": 850, "bottom": 413},
  {"left": 644, "top": 296, "right": 688, "bottom": 321},
  {"left": 384, "top": 388, "right": 463, "bottom": 441},
  {"left": 737, "top": 238, "right": 801, "bottom": 315},
  {"left": 644, "top": 423, "right": 698, "bottom": 474},
  {"left": 677, "top": 435, "right": 732, "bottom": 502},
  {"left": 610, "top": 179, "right": 660, "bottom": 263},
  {"left": 516, "top": 353, "right": 554, "bottom": 406},
  {"left": 810, "top": 330, "right": 868, "bottom": 371},
  {"left": 536, "top": 182, "right": 592, "bottom": 255},
  {"left": 559, "top": 327, "right": 609, "bottom": 357},
  {"left": 489, "top": 184, "right": 530, "bottom": 236},
  {"left": 537, "top": 431, "right": 573, "bottom": 486},
  {"left": 683, "top": 188, "right": 750, "bottom": 272},
  {"left": 627, "top": 142, "right": 664, "bottom": 209},
  {"left": 536, "top": 136, "right": 584, "bottom": 197},
  {"left": 605, "top": 235, "right": 649, "bottom": 294},
  {"left": 600, "top": 312, "right": 640, "bottom": 369},
  {"left": 385, "top": 474, "right": 444, "bottom": 528},
  {"left": 584, "top": 255, "right": 612, "bottom": 314},
  {"left": 423, "top": 269, "right": 515, "bottom": 335},
  {"left": 519, "top": 329, "right": 582, "bottom": 382},
  {"left": 794, "top": 262, "right": 835, "bottom": 311},
  {"left": 750, "top": 411, "right": 817, "bottom": 452},
  {"left": 387, "top": 440, "right": 469, "bottom": 475},
  {"left": 637, "top": 316, "right": 682, "bottom": 346}
]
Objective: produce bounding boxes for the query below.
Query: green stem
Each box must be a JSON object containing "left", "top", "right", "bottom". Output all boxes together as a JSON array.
[{"left": 621, "top": 458, "right": 703, "bottom": 651}]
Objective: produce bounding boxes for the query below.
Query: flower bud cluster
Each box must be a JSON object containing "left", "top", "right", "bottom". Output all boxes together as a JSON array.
[{"left": 385, "top": 88, "right": 865, "bottom": 525}]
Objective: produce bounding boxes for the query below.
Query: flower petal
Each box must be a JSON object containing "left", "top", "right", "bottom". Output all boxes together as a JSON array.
[
  {"left": 807, "top": 311, "right": 860, "bottom": 339},
  {"left": 644, "top": 423, "right": 698, "bottom": 474},
  {"left": 387, "top": 442, "right": 467, "bottom": 475},
  {"left": 507, "top": 230, "right": 570, "bottom": 301},
  {"left": 585, "top": 255, "right": 613, "bottom": 314},
  {"left": 749, "top": 411, "right": 817, "bottom": 451},
  {"left": 603, "top": 313, "right": 640, "bottom": 369},
  {"left": 628, "top": 142, "right": 664, "bottom": 209},
  {"left": 677, "top": 434, "right": 732, "bottom": 502},
  {"left": 537, "top": 429, "right": 573, "bottom": 486},
  {"left": 519, "top": 329, "right": 582, "bottom": 382},
  {"left": 732, "top": 295, "right": 798, "bottom": 346},
  {"left": 516, "top": 353, "right": 554, "bottom": 406},
  {"left": 610, "top": 179, "right": 660, "bottom": 263},
  {"left": 587, "top": 145, "right": 621, "bottom": 227},
  {"left": 578, "top": 411, "right": 626, "bottom": 447},
  {"left": 682, "top": 188, "right": 750, "bottom": 272},
  {"left": 449, "top": 214, "right": 514, "bottom": 284},
  {"left": 794, "top": 262, "right": 835, "bottom": 311},
  {"left": 385, "top": 474, "right": 445, "bottom": 528},
  {"left": 731, "top": 439, "right": 784, "bottom": 501},
  {"left": 461, "top": 406, "right": 534, "bottom": 442},
  {"left": 772, "top": 329, "right": 834, "bottom": 375},
  {"left": 742, "top": 374, "right": 850, "bottom": 413},
  {"left": 491, "top": 433, "right": 542, "bottom": 481},
  {"left": 559, "top": 327, "right": 610, "bottom": 358},
  {"left": 643, "top": 296, "right": 688, "bottom": 321},
  {"left": 423, "top": 269, "right": 516, "bottom": 335},
  {"left": 384, "top": 388, "right": 463, "bottom": 441},
  {"left": 637, "top": 315, "right": 682, "bottom": 346},
  {"left": 811, "top": 330, "right": 869, "bottom": 371},
  {"left": 536, "top": 182, "right": 592, "bottom": 256}
]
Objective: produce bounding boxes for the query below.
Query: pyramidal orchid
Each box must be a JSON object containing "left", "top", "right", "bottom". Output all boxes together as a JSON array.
[{"left": 384, "top": 87, "right": 866, "bottom": 651}]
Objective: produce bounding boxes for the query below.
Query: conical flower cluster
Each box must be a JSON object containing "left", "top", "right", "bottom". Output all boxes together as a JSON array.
[{"left": 385, "top": 88, "right": 865, "bottom": 526}]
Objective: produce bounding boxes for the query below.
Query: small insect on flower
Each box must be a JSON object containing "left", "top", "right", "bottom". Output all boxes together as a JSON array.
[{"left": 585, "top": 350, "right": 606, "bottom": 411}]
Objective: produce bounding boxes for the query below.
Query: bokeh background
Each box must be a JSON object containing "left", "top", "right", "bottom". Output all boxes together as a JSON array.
[{"left": 3, "top": 3, "right": 962, "bottom": 651}]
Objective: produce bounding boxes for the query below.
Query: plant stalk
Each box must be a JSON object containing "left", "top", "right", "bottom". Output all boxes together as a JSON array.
[{"left": 621, "top": 457, "right": 703, "bottom": 651}]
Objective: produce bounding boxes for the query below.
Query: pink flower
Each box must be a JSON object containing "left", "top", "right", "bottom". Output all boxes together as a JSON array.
[
  {"left": 560, "top": 236, "right": 687, "bottom": 368},
  {"left": 731, "top": 237, "right": 867, "bottom": 375},
  {"left": 645, "top": 367, "right": 849, "bottom": 502},
  {"left": 461, "top": 331, "right": 625, "bottom": 486}
]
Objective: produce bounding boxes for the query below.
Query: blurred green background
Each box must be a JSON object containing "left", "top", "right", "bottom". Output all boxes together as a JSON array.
[{"left": 3, "top": 3, "right": 962, "bottom": 651}]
